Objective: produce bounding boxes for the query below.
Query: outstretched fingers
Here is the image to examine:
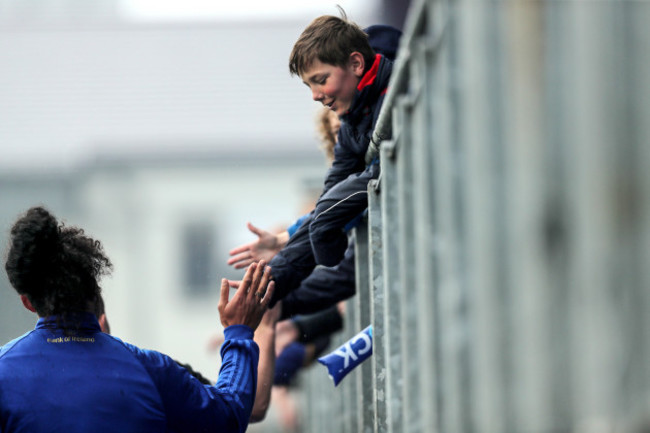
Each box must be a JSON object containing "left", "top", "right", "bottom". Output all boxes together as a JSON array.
[
  {"left": 257, "top": 265, "right": 272, "bottom": 299},
  {"left": 259, "top": 281, "right": 275, "bottom": 308},
  {"left": 247, "top": 222, "right": 264, "bottom": 237},
  {"left": 218, "top": 261, "right": 275, "bottom": 330},
  {"left": 227, "top": 279, "right": 242, "bottom": 289},
  {"left": 249, "top": 260, "right": 267, "bottom": 300},
  {"left": 233, "top": 262, "right": 256, "bottom": 303},
  {"left": 227, "top": 253, "right": 254, "bottom": 269},
  {"left": 250, "top": 262, "right": 272, "bottom": 303},
  {"left": 228, "top": 243, "right": 253, "bottom": 258},
  {"left": 218, "top": 278, "right": 230, "bottom": 311}
]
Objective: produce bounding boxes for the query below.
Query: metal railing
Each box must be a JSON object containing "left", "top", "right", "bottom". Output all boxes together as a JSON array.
[{"left": 300, "top": 0, "right": 650, "bottom": 432}]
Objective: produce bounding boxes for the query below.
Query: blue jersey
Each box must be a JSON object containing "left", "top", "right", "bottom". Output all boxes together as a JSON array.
[{"left": 0, "top": 313, "right": 258, "bottom": 433}]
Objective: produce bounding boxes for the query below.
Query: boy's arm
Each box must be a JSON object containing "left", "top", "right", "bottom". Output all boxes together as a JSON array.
[
  {"left": 267, "top": 219, "right": 318, "bottom": 306},
  {"left": 292, "top": 306, "right": 343, "bottom": 343},
  {"left": 322, "top": 140, "right": 366, "bottom": 194},
  {"left": 310, "top": 163, "right": 380, "bottom": 267},
  {"left": 250, "top": 303, "right": 281, "bottom": 423},
  {"left": 280, "top": 242, "right": 356, "bottom": 319}
]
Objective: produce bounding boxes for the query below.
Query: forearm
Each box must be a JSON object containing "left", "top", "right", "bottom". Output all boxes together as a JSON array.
[
  {"left": 281, "top": 244, "right": 356, "bottom": 319},
  {"left": 293, "top": 306, "right": 343, "bottom": 343},
  {"left": 250, "top": 325, "right": 276, "bottom": 422},
  {"left": 268, "top": 223, "right": 318, "bottom": 307},
  {"left": 276, "top": 231, "right": 289, "bottom": 250},
  {"left": 303, "top": 335, "right": 332, "bottom": 366},
  {"left": 215, "top": 325, "right": 260, "bottom": 432},
  {"left": 323, "top": 144, "right": 365, "bottom": 194}
]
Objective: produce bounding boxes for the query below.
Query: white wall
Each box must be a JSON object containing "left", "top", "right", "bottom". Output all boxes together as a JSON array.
[{"left": 79, "top": 156, "right": 325, "bottom": 380}]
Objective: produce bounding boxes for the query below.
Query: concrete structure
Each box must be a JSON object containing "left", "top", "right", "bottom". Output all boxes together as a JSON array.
[{"left": 300, "top": 1, "right": 650, "bottom": 432}]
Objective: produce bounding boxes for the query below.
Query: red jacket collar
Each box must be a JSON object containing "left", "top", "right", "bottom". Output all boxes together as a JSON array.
[{"left": 356, "top": 54, "right": 382, "bottom": 92}]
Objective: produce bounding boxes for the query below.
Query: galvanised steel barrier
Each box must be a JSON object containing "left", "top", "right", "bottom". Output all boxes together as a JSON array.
[{"left": 299, "top": 1, "right": 650, "bottom": 432}]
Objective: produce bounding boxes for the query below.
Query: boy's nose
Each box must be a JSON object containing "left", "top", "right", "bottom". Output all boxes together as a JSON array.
[{"left": 312, "top": 89, "right": 324, "bottom": 102}]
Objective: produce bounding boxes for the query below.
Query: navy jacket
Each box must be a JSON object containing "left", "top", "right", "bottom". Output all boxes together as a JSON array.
[
  {"left": 0, "top": 313, "right": 258, "bottom": 433},
  {"left": 269, "top": 54, "right": 393, "bottom": 300},
  {"left": 279, "top": 242, "right": 356, "bottom": 319},
  {"left": 322, "top": 53, "right": 393, "bottom": 194}
]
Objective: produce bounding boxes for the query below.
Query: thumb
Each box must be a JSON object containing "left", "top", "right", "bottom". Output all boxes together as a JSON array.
[
  {"left": 219, "top": 278, "right": 230, "bottom": 308},
  {"left": 228, "top": 279, "right": 242, "bottom": 289},
  {"left": 247, "top": 222, "right": 265, "bottom": 237}
]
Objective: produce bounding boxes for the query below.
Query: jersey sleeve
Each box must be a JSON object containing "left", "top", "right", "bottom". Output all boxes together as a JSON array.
[{"left": 127, "top": 325, "right": 259, "bottom": 433}]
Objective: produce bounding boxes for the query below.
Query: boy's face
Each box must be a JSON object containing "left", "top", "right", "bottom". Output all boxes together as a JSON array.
[{"left": 301, "top": 54, "right": 364, "bottom": 116}]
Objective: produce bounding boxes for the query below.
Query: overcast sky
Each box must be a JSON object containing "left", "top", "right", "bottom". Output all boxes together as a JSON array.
[
  {"left": 0, "top": 0, "right": 381, "bottom": 172},
  {"left": 119, "top": 0, "right": 378, "bottom": 22}
]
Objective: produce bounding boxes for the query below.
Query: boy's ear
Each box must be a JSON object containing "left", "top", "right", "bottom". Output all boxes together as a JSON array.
[{"left": 348, "top": 52, "right": 365, "bottom": 77}]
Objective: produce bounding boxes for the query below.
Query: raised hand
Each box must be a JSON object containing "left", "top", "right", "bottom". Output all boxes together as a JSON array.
[
  {"left": 218, "top": 260, "right": 275, "bottom": 330},
  {"left": 227, "top": 222, "right": 289, "bottom": 269}
]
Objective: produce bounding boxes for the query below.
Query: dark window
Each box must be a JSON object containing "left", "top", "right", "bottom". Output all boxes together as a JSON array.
[{"left": 182, "top": 222, "right": 216, "bottom": 296}]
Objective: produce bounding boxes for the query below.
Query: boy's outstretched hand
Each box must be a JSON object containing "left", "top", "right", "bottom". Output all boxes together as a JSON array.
[
  {"left": 227, "top": 222, "right": 289, "bottom": 269},
  {"left": 219, "top": 260, "right": 275, "bottom": 331}
]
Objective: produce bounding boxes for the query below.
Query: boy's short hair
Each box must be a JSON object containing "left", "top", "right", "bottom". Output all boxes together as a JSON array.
[{"left": 289, "top": 14, "right": 376, "bottom": 77}]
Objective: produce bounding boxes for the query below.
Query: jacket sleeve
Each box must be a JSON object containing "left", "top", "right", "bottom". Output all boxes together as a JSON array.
[
  {"left": 268, "top": 216, "right": 318, "bottom": 307},
  {"left": 129, "top": 325, "right": 259, "bottom": 433},
  {"left": 292, "top": 306, "right": 344, "bottom": 343},
  {"left": 280, "top": 242, "right": 356, "bottom": 319},
  {"left": 322, "top": 136, "right": 366, "bottom": 194}
]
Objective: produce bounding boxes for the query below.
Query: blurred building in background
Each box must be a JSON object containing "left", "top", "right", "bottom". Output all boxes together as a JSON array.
[{"left": 0, "top": 0, "right": 409, "bottom": 384}]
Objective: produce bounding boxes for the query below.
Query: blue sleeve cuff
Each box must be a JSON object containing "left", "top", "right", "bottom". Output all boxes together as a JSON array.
[
  {"left": 287, "top": 223, "right": 299, "bottom": 238},
  {"left": 287, "top": 214, "right": 310, "bottom": 238},
  {"left": 223, "top": 324, "right": 255, "bottom": 340},
  {"left": 273, "top": 342, "right": 307, "bottom": 386}
]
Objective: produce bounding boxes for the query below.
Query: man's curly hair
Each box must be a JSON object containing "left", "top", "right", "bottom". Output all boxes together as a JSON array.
[{"left": 5, "top": 206, "right": 112, "bottom": 317}]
